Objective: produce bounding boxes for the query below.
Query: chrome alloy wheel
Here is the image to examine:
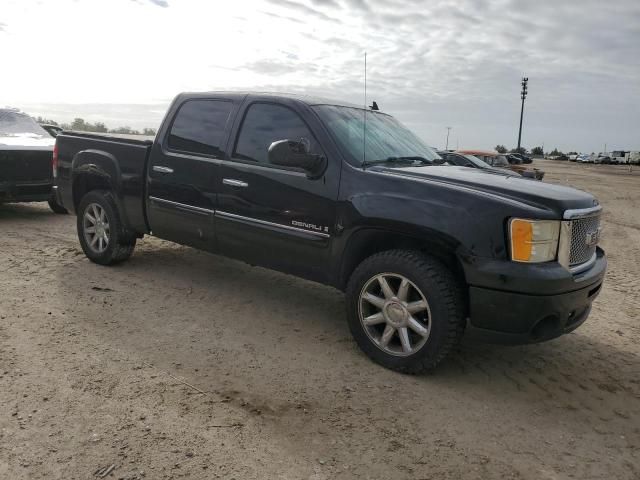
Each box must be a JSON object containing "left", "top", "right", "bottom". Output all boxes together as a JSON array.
[
  {"left": 83, "top": 203, "right": 110, "bottom": 254},
  {"left": 358, "top": 273, "right": 432, "bottom": 356}
]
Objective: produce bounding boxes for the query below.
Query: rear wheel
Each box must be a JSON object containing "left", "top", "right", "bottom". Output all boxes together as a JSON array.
[
  {"left": 346, "top": 250, "right": 465, "bottom": 373},
  {"left": 77, "top": 190, "right": 135, "bottom": 265}
]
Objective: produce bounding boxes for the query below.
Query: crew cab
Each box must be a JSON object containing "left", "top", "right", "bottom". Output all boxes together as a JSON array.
[{"left": 53, "top": 92, "right": 606, "bottom": 372}]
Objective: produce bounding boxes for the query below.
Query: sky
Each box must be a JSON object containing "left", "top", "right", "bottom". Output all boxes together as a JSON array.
[{"left": 1, "top": 0, "right": 638, "bottom": 152}]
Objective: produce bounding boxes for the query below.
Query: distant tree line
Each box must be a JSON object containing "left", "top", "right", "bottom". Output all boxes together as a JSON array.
[
  {"left": 494, "top": 145, "right": 571, "bottom": 156},
  {"left": 33, "top": 116, "right": 157, "bottom": 136}
]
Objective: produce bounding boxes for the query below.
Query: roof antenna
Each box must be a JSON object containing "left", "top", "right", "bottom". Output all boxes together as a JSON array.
[{"left": 362, "top": 52, "right": 368, "bottom": 170}]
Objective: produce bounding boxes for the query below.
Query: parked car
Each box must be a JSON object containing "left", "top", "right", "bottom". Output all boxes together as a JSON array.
[
  {"left": 53, "top": 92, "right": 606, "bottom": 373},
  {"left": 610, "top": 150, "right": 628, "bottom": 164},
  {"left": 568, "top": 154, "right": 578, "bottom": 162},
  {"left": 595, "top": 154, "right": 611, "bottom": 164},
  {"left": 577, "top": 154, "right": 591, "bottom": 163},
  {"left": 509, "top": 152, "right": 533, "bottom": 164},
  {"left": 457, "top": 149, "right": 545, "bottom": 180},
  {"left": 505, "top": 154, "right": 523, "bottom": 165},
  {"left": 437, "top": 151, "right": 518, "bottom": 176},
  {"left": 0, "top": 109, "right": 67, "bottom": 213},
  {"left": 40, "top": 124, "right": 63, "bottom": 137},
  {"left": 628, "top": 151, "right": 640, "bottom": 165}
]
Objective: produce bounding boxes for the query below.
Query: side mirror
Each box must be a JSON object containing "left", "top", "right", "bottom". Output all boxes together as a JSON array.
[{"left": 268, "top": 139, "right": 325, "bottom": 176}]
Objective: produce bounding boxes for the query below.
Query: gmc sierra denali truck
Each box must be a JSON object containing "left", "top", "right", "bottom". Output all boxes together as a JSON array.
[{"left": 53, "top": 92, "right": 606, "bottom": 373}]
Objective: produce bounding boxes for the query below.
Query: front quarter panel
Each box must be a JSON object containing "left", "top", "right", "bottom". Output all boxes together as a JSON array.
[{"left": 332, "top": 165, "right": 561, "bottom": 286}]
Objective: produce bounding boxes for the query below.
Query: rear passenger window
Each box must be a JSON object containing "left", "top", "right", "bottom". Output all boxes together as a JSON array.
[
  {"left": 168, "top": 100, "right": 232, "bottom": 157},
  {"left": 233, "top": 103, "right": 319, "bottom": 165}
]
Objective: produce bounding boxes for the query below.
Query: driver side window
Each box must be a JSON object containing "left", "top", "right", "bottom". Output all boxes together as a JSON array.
[{"left": 233, "top": 103, "right": 318, "bottom": 165}]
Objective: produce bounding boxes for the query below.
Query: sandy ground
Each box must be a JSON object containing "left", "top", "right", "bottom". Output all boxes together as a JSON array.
[{"left": 1, "top": 159, "right": 638, "bottom": 479}]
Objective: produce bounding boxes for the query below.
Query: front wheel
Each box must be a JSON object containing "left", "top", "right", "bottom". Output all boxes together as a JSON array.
[
  {"left": 346, "top": 250, "right": 465, "bottom": 373},
  {"left": 77, "top": 190, "right": 136, "bottom": 265}
]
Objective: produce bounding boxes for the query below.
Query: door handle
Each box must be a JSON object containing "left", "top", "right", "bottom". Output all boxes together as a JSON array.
[
  {"left": 153, "top": 165, "right": 174, "bottom": 174},
  {"left": 223, "top": 178, "right": 248, "bottom": 188}
]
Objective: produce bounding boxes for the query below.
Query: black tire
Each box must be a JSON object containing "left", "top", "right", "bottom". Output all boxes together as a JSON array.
[
  {"left": 48, "top": 196, "right": 68, "bottom": 214},
  {"left": 77, "top": 190, "right": 136, "bottom": 265},
  {"left": 346, "top": 250, "right": 465, "bottom": 373}
]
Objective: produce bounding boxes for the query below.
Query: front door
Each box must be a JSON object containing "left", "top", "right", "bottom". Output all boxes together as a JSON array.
[
  {"left": 215, "top": 100, "right": 339, "bottom": 283},
  {"left": 146, "top": 98, "right": 236, "bottom": 251}
]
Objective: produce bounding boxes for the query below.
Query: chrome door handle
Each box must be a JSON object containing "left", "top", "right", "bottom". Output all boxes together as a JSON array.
[
  {"left": 223, "top": 178, "right": 248, "bottom": 188},
  {"left": 153, "top": 165, "right": 174, "bottom": 174}
]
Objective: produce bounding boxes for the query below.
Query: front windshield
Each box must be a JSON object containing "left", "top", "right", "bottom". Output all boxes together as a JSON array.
[
  {"left": 0, "top": 111, "right": 49, "bottom": 137},
  {"left": 313, "top": 105, "right": 440, "bottom": 167},
  {"left": 463, "top": 154, "right": 491, "bottom": 168}
]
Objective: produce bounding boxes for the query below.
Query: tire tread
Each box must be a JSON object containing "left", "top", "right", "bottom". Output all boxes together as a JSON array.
[{"left": 346, "top": 249, "right": 465, "bottom": 373}]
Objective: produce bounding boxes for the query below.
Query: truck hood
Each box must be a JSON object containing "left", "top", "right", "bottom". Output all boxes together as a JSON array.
[
  {"left": 0, "top": 132, "right": 55, "bottom": 150},
  {"left": 369, "top": 165, "right": 598, "bottom": 214}
]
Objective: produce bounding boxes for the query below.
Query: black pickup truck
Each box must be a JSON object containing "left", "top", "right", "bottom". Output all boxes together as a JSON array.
[{"left": 53, "top": 92, "right": 606, "bottom": 372}]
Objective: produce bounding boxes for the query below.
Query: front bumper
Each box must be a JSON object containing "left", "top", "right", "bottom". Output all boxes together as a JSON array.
[{"left": 464, "top": 247, "right": 606, "bottom": 344}]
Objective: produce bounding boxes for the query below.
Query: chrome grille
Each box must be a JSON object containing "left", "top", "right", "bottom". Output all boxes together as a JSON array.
[{"left": 569, "top": 214, "right": 600, "bottom": 265}]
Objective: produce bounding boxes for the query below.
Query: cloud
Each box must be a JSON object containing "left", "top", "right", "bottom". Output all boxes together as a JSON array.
[
  {"left": 265, "top": 0, "right": 338, "bottom": 22},
  {"left": 310, "top": 0, "right": 341, "bottom": 7},
  {"left": 148, "top": 0, "right": 169, "bottom": 6},
  {"left": 2, "top": 0, "right": 639, "bottom": 152},
  {"left": 134, "top": 0, "right": 169, "bottom": 7},
  {"left": 241, "top": 59, "right": 320, "bottom": 76}
]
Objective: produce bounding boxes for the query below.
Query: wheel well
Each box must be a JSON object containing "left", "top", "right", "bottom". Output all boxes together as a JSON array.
[
  {"left": 72, "top": 173, "right": 111, "bottom": 211},
  {"left": 338, "top": 230, "right": 468, "bottom": 312}
]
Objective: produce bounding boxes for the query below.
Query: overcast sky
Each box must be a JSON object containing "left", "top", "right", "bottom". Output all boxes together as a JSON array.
[{"left": 1, "top": 0, "right": 638, "bottom": 152}]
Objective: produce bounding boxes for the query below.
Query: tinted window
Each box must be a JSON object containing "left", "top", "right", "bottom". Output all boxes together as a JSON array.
[
  {"left": 234, "top": 103, "right": 318, "bottom": 165},
  {"left": 168, "top": 100, "right": 232, "bottom": 156}
]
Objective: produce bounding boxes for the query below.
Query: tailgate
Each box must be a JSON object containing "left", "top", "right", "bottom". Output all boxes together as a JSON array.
[{"left": 0, "top": 149, "right": 52, "bottom": 183}]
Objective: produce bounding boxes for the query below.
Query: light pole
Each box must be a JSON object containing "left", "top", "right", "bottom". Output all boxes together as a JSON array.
[
  {"left": 445, "top": 127, "right": 452, "bottom": 150},
  {"left": 517, "top": 77, "right": 528, "bottom": 153}
]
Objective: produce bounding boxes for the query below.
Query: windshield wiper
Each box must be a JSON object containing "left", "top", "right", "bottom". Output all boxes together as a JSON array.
[{"left": 363, "top": 156, "right": 433, "bottom": 167}]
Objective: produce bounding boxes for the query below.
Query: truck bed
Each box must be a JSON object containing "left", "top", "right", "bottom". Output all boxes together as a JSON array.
[{"left": 55, "top": 131, "right": 153, "bottom": 234}]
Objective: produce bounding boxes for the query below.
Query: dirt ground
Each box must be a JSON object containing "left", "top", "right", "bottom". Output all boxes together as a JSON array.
[{"left": 1, "top": 159, "right": 638, "bottom": 479}]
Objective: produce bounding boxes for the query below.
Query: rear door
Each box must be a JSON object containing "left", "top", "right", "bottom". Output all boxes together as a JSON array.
[
  {"left": 215, "top": 99, "right": 339, "bottom": 283},
  {"left": 146, "top": 98, "right": 236, "bottom": 251}
]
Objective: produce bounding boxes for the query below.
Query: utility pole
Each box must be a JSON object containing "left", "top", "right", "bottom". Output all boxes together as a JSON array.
[
  {"left": 517, "top": 77, "right": 528, "bottom": 153},
  {"left": 445, "top": 127, "right": 452, "bottom": 150}
]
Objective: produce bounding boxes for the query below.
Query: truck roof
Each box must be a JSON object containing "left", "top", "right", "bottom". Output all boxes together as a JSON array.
[{"left": 177, "top": 91, "right": 365, "bottom": 110}]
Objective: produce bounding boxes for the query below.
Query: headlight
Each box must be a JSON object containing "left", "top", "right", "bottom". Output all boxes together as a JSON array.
[{"left": 509, "top": 219, "right": 560, "bottom": 263}]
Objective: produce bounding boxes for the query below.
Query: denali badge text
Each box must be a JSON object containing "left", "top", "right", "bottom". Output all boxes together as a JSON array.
[{"left": 292, "top": 220, "right": 329, "bottom": 233}]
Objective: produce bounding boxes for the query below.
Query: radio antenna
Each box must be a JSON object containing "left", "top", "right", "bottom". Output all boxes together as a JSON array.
[{"left": 363, "top": 52, "right": 367, "bottom": 169}]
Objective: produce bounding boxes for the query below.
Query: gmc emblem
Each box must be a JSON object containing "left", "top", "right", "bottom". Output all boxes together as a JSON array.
[{"left": 585, "top": 228, "right": 601, "bottom": 247}]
